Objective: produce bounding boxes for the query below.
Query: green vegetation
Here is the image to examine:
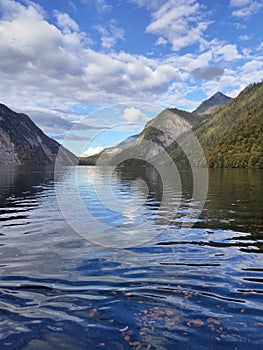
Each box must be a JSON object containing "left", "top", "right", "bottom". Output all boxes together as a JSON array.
[
  {"left": 195, "top": 81, "right": 263, "bottom": 168},
  {"left": 150, "top": 81, "right": 263, "bottom": 169}
]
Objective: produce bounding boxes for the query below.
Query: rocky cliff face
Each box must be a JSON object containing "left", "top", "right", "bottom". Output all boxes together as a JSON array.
[
  {"left": 96, "top": 108, "right": 201, "bottom": 166},
  {"left": 0, "top": 104, "right": 77, "bottom": 166}
]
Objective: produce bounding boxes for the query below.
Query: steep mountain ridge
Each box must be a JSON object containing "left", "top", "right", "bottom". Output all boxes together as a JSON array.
[
  {"left": 80, "top": 82, "right": 262, "bottom": 168},
  {"left": 0, "top": 104, "right": 77, "bottom": 165},
  {"left": 193, "top": 91, "right": 231, "bottom": 115}
]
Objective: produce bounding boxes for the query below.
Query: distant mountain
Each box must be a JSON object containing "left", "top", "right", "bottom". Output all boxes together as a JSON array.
[
  {"left": 0, "top": 104, "right": 77, "bottom": 166},
  {"left": 193, "top": 91, "right": 231, "bottom": 115},
  {"left": 117, "top": 134, "right": 138, "bottom": 146},
  {"left": 84, "top": 107, "right": 205, "bottom": 166},
  {"left": 80, "top": 82, "right": 263, "bottom": 168}
]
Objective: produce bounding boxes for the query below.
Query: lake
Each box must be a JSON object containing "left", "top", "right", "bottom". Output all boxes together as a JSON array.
[{"left": 0, "top": 166, "right": 262, "bottom": 349}]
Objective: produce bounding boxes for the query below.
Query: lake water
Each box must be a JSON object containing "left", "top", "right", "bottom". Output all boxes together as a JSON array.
[{"left": 0, "top": 166, "right": 262, "bottom": 349}]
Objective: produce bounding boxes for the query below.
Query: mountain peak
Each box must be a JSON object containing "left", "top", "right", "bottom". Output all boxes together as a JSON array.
[{"left": 194, "top": 91, "right": 231, "bottom": 115}]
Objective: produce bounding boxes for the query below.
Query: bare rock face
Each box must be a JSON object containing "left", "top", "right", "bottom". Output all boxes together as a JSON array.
[{"left": 0, "top": 104, "right": 77, "bottom": 166}]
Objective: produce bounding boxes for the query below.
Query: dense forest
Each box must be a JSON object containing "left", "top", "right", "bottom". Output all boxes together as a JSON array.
[{"left": 195, "top": 81, "right": 263, "bottom": 168}]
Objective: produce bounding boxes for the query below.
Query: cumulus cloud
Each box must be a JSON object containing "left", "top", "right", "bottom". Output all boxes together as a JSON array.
[
  {"left": 133, "top": 0, "right": 210, "bottom": 51},
  {"left": 0, "top": 0, "right": 261, "bottom": 135},
  {"left": 242, "top": 60, "right": 263, "bottom": 73},
  {"left": 191, "top": 66, "right": 224, "bottom": 81},
  {"left": 55, "top": 11, "right": 80, "bottom": 34},
  {"left": 230, "top": 0, "right": 263, "bottom": 17},
  {"left": 212, "top": 43, "right": 241, "bottom": 62},
  {"left": 0, "top": 0, "right": 183, "bottom": 111},
  {"left": 122, "top": 107, "right": 149, "bottom": 122},
  {"left": 95, "top": 22, "right": 124, "bottom": 50},
  {"left": 81, "top": 146, "right": 104, "bottom": 157}
]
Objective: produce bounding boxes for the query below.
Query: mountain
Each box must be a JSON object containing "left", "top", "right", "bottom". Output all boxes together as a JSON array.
[
  {"left": 89, "top": 107, "right": 205, "bottom": 167},
  {"left": 117, "top": 134, "right": 138, "bottom": 146},
  {"left": 195, "top": 82, "right": 263, "bottom": 168},
  {"left": 0, "top": 104, "right": 77, "bottom": 166},
  {"left": 80, "top": 81, "right": 263, "bottom": 168},
  {"left": 193, "top": 91, "right": 231, "bottom": 115}
]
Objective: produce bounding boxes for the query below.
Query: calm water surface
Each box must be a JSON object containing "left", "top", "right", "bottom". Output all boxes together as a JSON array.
[{"left": 0, "top": 166, "right": 262, "bottom": 349}]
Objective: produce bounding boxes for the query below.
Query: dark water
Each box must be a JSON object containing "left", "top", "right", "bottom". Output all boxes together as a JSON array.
[{"left": 0, "top": 166, "right": 262, "bottom": 349}]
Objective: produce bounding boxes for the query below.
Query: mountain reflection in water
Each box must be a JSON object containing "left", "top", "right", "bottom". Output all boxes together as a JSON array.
[{"left": 0, "top": 166, "right": 262, "bottom": 350}]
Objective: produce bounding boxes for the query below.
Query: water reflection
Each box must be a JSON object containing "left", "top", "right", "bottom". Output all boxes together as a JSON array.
[
  {"left": 200, "top": 169, "right": 263, "bottom": 242},
  {"left": 0, "top": 166, "right": 262, "bottom": 349},
  {"left": 0, "top": 166, "right": 55, "bottom": 199}
]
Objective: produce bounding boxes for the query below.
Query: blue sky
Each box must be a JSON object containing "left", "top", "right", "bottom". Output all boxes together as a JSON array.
[{"left": 0, "top": 0, "right": 262, "bottom": 155}]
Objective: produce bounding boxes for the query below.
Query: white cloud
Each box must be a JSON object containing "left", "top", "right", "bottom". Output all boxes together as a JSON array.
[
  {"left": 230, "top": 0, "right": 263, "bottom": 17},
  {"left": 155, "top": 37, "right": 167, "bottom": 46},
  {"left": 212, "top": 43, "right": 242, "bottom": 62},
  {"left": 81, "top": 146, "right": 104, "bottom": 157},
  {"left": 122, "top": 107, "right": 149, "bottom": 122},
  {"left": 0, "top": 0, "right": 261, "bottom": 132},
  {"left": 242, "top": 60, "right": 263, "bottom": 73},
  {"left": 134, "top": 0, "right": 210, "bottom": 51},
  {"left": 96, "top": 22, "right": 124, "bottom": 50},
  {"left": 0, "top": 0, "right": 184, "bottom": 111},
  {"left": 55, "top": 11, "right": 79, "bottom": 34}
]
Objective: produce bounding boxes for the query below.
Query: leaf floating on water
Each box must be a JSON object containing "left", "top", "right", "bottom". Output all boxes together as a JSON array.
[
  {"left": 140, "top": 309, "right": 148, "bottom": 314},
  {"left": 119, "top": 325, "right": 128, "bottom": 332},
  {"left": 129, "top": 341, "right": 140, "bottom": 347},
  {"left": 183, "top": 291, "right": 194, "bottom": 298},
  {"left": 207, "top": 317, "right": 221, "bottom": 325},
  {"left": 187, "top": 319, "right": 204, "bottom": 327},
  {"left": 88, "top": 308, "right": 97, "bottom": 318},
  {"left": 208, "top": 324, "right": 216, "bottom": 332}
]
